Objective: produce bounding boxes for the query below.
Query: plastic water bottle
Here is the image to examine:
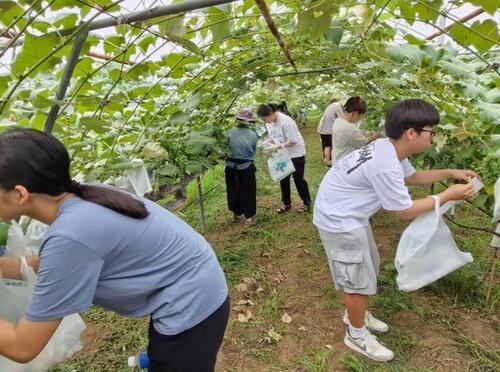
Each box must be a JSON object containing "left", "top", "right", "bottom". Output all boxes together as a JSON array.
[{"left": 127, "top": 351, "right": 149, "bottom": 370}]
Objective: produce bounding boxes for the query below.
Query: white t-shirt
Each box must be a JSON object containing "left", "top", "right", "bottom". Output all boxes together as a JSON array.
[
  {"left": 266, "top": 122, "right": 285, "bottom": 144},
  {"left": 266, "top": 112, "right": 306, "bottom": 158},
  {"left": 332, "top": 117, "right": 368, "bottom": 165},
  {"left": 317, "top": 102, "right": 343, "bottom": 135},
  {"left": 313, "top": 138, "right": 416, "bottom": 233}
]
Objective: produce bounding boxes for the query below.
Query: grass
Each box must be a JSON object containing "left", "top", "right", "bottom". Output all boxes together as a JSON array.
[{"left": 299, "top": 347, "right": 331, "bottom": 372}]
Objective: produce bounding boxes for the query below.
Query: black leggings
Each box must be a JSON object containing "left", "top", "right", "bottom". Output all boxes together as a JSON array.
[
  {"left": 148, "top": 297, "right": 230, "bottom": 372},
  {"left": 280, "top": 156, "right": 311, "bottom": 207}
]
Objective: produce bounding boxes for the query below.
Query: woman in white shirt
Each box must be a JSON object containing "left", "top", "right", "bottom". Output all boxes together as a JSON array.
[
  {"left": 331, "top": 97, "right": 378, "bottom": 165},
  {"left": 258, "top": 104, "right": 311, "bottom": 213}
]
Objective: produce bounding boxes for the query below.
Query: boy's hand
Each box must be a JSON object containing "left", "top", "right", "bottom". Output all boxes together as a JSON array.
[
  {"left": 442, "top": 183, "right": 476, "bottom": 201},
  {"left": 449, "top": 169, "right": 480, "bottom": 181}
]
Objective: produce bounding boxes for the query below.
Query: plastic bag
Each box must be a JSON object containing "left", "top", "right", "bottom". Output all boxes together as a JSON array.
[
  {"left": 395, "top": 179, "right": 483, "bottom": 292},
  {"left": 115, "top": 159, "right": 152, "bottom": 197},
  {"left": 267, "top": 149, "right": 296, "bottom": 182},
  {"left": 0, "top": 255, "right": 86, "bottom": 371},
  {"left": 0, "top": 269, "right": 30, "bottom": 323},
  {"left": 6, "top": 220, "right": 48, "bottom": 257}
]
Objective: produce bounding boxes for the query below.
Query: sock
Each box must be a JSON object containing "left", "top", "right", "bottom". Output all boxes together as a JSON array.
[{"left": 349, "top": 325, "right": 368, "bottom": 339}]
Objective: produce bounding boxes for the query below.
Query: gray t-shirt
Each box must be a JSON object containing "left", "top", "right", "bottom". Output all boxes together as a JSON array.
[
  {"left": 332, "top": 117, "right": 368, "bottom": 164},
  {"left": 25, "top": 195, "right": 228, "bottom": 335},
  {"left": 317, "top": 102, "right": 343, "bottom": 135}
]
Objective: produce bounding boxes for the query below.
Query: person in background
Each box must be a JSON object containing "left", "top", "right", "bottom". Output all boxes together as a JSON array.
[
  {"left": 298, "top": 107, "right": 308, "bottom": 127},
  {"left": 225, "top": 109, "right": 259, "bottom": 227},
  {"left": 277, "top": 101, "right": 292, "bottom": 117},
  {"left": 331, "top": 96, "right": 379, "bottom": 165},
  {"left": 0, "top": 129, "right": 229, "bottom": 372},
  {"left": 257, "top": 104, "right": 311, "bottom": 213},
  {"left": 317, "top": 97, "right": 343, "bottom": 167},
  {"left": 313, "top": 99, "right": 478, "bottom": 362}
]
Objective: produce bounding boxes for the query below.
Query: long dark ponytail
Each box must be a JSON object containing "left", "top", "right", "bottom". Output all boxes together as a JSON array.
[{"left": 0, "top": 128, "right": 149, "bottom": 219}]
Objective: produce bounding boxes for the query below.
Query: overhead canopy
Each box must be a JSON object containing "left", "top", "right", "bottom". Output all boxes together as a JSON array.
[{"left": 0, "top": 0, "right": 498, "bottom": 196}]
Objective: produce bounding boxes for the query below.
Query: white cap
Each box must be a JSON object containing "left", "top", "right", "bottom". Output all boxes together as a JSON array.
[{"left": 127, "top": 356, "right": 136, "bottom": 368}]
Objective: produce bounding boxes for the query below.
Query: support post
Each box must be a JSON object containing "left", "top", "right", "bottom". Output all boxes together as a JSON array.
[
  {"left": 44, "top": 28, "right": 89, "bottom": 134},
  {"left": 65, "top": 0, "right": 239, "bottom": 35},
  {"left": 197, "top": 175, "right": 207, "bottom": 234}
]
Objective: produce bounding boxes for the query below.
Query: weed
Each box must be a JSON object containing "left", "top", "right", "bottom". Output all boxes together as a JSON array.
[{"left": 299, "top": 347, "right": 331, "bottom": 372}]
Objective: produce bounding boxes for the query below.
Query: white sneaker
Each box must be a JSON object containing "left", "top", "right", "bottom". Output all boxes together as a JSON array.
[
  {"left": 232, "top": 214, "right": 243, "bottom": 223},
  {"left": 343, "top": 310, "right": 389, "bottom": 333},
  {"left": 344, "top": 329, "right": 394, "bottom": 362},
  {"left": 244, "top": 217, "right": 256, "bottom": 227}
]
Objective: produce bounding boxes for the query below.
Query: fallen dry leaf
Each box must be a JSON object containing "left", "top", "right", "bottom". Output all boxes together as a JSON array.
[
  {"left": 267, "top": 328, "right": 282, "bottom": 343},
  {"left": 234, "top": 283, "right": 248, "bottom": 292},
  {"left": 281, "top": 312, "right": 292, "bottom": 324},
  {"left": 237, "top": 310, "right": 252, "bottom": 323}
]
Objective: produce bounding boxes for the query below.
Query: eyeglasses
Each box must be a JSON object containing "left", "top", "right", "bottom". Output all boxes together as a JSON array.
[{"left": 420, "top": 129, "right": 435, "bottom": 137}]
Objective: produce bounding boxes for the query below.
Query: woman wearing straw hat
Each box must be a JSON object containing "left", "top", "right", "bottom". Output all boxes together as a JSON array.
[{"left": 225, "top": 109, "right": 259, "bottom": 227}]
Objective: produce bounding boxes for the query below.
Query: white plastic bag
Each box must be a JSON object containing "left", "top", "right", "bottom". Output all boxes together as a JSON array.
[
  {"left": 0, "top": 270, "right": 30, "bottom": 323},
  {"left": 6, "top": 219, "right": 48, "bottom": 257},
  {"left": 267, "top": 149, "right": 296, "bottom": 182},
  {"left": 395, "top": 179, "right": 483, "bottom": 292},
  {"left": 115, "top": 159, "right": 152, "bottom": 197},
  {"left": 0, "top": 255, "right": 86, "bottom": 371}
]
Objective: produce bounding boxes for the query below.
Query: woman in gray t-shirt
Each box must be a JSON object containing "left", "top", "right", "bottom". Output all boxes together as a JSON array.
[
  {"left": 332, "top": 97, "right": 379, "bottom": 165},
  {"left": 0, "top": 129, "right": 229, "bottom": 372}
]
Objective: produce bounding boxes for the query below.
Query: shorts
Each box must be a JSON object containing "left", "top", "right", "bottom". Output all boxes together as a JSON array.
[
  {"left": 320, "top": 134, "right": 332, "bottom": 150},
  {"left": 318, "top": 226, "right": 380, "bottom": 296}
]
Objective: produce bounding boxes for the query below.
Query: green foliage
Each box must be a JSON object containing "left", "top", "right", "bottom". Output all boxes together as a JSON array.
[
  {"left": 207, "top": 5, "right": 231, "bottom": 42},
  {"left": 0, "top": 0, "right": 497, "bottom": 206},
  {"left": 0, "top": 221, "right": 9, "bottom": 246},
  {"left": 11, "top": 33, "right": 60, "bottom": 75}
]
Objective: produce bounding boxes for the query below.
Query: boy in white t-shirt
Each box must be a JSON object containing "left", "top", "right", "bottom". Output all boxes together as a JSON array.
[{"left": 313, "top": 99, "right": 478, "bottom": 362}]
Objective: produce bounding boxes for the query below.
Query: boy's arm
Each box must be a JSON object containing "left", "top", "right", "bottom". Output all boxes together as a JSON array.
[
  {"left": 405, "top": 169, "right": 479, "bottom": 185},
  {"left": 394, "top": 183, "right": 476, "bottom": 220}
]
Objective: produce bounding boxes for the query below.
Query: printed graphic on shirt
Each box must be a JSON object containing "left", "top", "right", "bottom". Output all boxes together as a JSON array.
[{"left": 346, "top": 143, "right": 375, "bottom": 174}]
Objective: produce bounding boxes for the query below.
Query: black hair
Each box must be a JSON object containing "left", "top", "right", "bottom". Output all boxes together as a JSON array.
[
  {"left": 0, "top": 128, "right": 149, "bottom": 219},
  {"left": 343, "top": 96, "right": 367, "bottom": 114},
  {"left": 277, "top": 101, "right": 291, "bottom": 116},
  {"left": 385, "top": 99, "right": 440, "bottom": 139},
  {"left": 257, "top": 104, "right": 276, "bottom": 117}
]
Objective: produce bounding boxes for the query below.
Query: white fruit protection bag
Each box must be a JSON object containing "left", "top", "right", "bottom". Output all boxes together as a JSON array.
[
  {"left": 0, "top": 224, "right": 86, "bottom": 372},
  {"left": 267, "top": 149, "right": 296, "bottom": 182},
  {"left": 115, "top": 159, "right": 153, "bottom": 197},
  {"left": 395, "top": 178, "right": 484, "bottom": 292}
]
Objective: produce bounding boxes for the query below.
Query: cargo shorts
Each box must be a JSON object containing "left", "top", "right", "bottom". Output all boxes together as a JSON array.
[{"left": 318, "top": 225, "right": 380, "bottom": 296}]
